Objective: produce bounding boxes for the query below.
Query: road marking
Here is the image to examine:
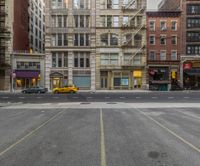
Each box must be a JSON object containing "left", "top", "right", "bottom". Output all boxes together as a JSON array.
[
  {"left": 184, "top": 97, "right": 190, "bottom": 99},
  {"left": 105, "top": 97, "right": 110, "bottom": 99},
  {"left": 120, "top": 97, "right": 125, "bottom": 99},
  {"left": 136, "top": 97, "right": 141, "bottom": 99},
  {"left": 73, "top": 97, "right": 79, "bottom": 99},
  {"left": 19, "top": 97, "right": 25, "bottom": 99},
  {"left": 37, "top": 97, "right": 42, "bottom": 99},
  {"left": 152, "top": 97, "right": 158, "bottom": 99},
  {"left": 168, "top": 97, "right": 174, "bottom": 99},
  {"left": 53, "top": 97, "right": 59, "bottom": 99},
  {"left": 100, "top": 108, "right": 107, "bottom": 166},
  {"left": 0, "top": 111, "right": 63, "bottom": 157},
  {"left": 87, "top": 97, "right": 93, "bottom": 99},
  {"left": 174, "top": 108, "right": 200, "bottom": 120},
  {"left": 137, "top": 109, "right": 200, "bottom": 153},
  {"left": 1, "top": 97, "right": 9, "bottom": 99}
]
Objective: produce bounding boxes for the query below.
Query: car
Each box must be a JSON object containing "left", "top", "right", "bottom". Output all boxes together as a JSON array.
[
  {"left": 52, "top": 85, "right": 79, "bottom": 94},
  {"left": 22, "top": 87, "right": 48, "bottom": 94}
]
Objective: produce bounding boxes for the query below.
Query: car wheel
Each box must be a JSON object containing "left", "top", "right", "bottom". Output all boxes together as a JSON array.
[
  {"left": 54, "top": 90, "right": 59, "bottom": 94},
  {"left": 22, "top": 91, "right": 26, "bottom": 94},
  {"left": 38, "top": 91, "right": 41, "bottom": 94}
]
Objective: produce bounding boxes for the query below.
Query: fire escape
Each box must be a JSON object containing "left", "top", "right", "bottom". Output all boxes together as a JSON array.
[
  {"left": 121, "top": 0, "right": 146, "bottom": 66},
  {"left": 0, "top": 0, "right": 11, "bottom": 69}
]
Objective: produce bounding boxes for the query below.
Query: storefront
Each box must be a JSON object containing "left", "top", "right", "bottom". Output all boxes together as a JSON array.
[
  {"left": 149, "top": 67, "right": 170, "bottom": 91},
  {"left": 183, "top": 62, "right": 200, "bottom": 90},
  {"left": 73, "top": 71, "right": 91, "bottom": 89},
  {"left": 100, "top": 70, "right": 143, "bottom": 90},
  {"left": 50, "top": 72, "right": 65, "bottom": 89},
  {"left": 15, "top": 70, "right": 40, "bottom": 90}
]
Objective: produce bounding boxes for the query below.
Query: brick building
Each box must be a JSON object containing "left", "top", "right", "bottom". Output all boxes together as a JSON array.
[
  {"left": 180, "top": 0, "right": 200, "bottom": 89},
  {"left": 146, "top": 11, "right": 181, "bottom": 91}
]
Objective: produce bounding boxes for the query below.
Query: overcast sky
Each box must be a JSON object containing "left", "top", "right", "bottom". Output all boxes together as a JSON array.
[{"left": 147, "top": 0, "right": 162, "bottom": 10}]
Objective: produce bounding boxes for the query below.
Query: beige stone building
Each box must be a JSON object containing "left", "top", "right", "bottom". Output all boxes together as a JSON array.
[
  {"left": 45, "top": 0, "right": 147, "bottom": 90},
  {"left": 96, "top": 0, "right": 147, "bottom": 90}
]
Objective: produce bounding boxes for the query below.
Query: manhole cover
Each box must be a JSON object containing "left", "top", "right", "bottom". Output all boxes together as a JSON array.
[
  {"left": 148, "top": 151, "right": 160, "bottom": 159},
  {"left": 80, "top": 102, "right": 91, "bottom": 105},
  {"left": 107, "top": 102, "right": 117, "bottom": 104}
]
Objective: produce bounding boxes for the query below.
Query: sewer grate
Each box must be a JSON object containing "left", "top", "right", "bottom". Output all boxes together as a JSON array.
[
  {"left": 80, "top": 102, "right": 91, "bottom": 105},
  {"left": 107, "top": 102, "right": 117, "bottom": 105}
]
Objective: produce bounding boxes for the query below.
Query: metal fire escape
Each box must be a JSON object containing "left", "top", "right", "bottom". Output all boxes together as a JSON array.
[
  {"left": 121, "top": 0, "right": 146, "bottom": 66},
  {"left": 0, "top": 0, "right": 11, "bottom": 68}
]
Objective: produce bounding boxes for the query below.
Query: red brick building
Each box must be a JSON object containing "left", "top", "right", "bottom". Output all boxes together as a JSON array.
[
  {"left": 13, "top": 0, "right": 29, "bottom": 51},
  {"left": 146, "top": 11, "right": 181, "bottom": 91}
]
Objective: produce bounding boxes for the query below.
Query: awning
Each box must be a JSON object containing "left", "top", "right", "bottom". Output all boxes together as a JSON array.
[
  {"left": 15, "top": 70, "right": 40, "bottom": 78},
  {"left": 184, "top": 68, "right": 200, "bottom": 76}
]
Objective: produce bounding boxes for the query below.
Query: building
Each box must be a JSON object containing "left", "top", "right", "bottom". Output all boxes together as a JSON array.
[
  {"left": 146, "top": 11, "right": 181, "bottom": 91},
  {"left": 180, "top": 0, "right": 200, "bottom": 90},
  {"left": 45, "top": 0, "right": 147, "bottom": 90},
  {"left": 45, "top": 0, "right": 96, "bottom": 90},
  {"left": 29, "top": 0, "right": 45, "bottom": 53},
  {"left": 0, "top": 0, "right": 45, "bottom": 91},
  {"left": 96, "top": 0, "right": 147, "bottom": 90},
  {"left": 158, "top": 0, "right": 181, "bottom": 11},
  {"left": 11, "top": 53, "right": 45, "bottom": 91}
]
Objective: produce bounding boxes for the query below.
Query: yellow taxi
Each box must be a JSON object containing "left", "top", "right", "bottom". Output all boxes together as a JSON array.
[{"left": 53, "top": 84, "right": 79, "bottom": 94}]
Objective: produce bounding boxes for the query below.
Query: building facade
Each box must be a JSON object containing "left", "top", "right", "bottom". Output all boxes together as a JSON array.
[
  {"left": 45, "top": 0, "right": 96, "bottom": 90},
  {"left": 29, "top": 0, "right": 45, "bottom": 53},
  {"left": 11, "top": 53, "right": 45, "bottom": 91},
  {"left": 180, "top": 0, "right": 200, "bottom": 89},
  {"left": 147, "top": 11, "right": 181, "bottom": 91},
  {"left": 0, "top": 0, "right": 45, "bottom": 91},
  {"left": 45, "top": 0, "right": 147, "bottom": 90},
  {"left": 0, "top": 0, "right": 14, "bottom": 91},
  {"left": 96, "top": 0, "right": 147, "bottom": 90}
]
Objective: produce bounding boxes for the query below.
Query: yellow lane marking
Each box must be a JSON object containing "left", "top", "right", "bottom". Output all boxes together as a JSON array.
[
  {"left": 137, "top": 109, "right": 200, "bottom": 153},
  {"left": 0, "top": 110, "right": 64, "bottom": 157},
  {"left": 100, "top": 108, "right": 107, "bottom": 166}
]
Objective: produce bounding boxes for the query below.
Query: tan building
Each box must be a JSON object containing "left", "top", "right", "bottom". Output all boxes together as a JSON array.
[
  {"left": 96, "top": 0, "right": 147, "bottom": 90},
  {"left": 45, "top": 0, "right": 147, "bottom": 90}
]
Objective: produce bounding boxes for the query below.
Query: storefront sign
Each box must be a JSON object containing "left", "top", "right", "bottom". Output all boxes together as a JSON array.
[
  {"left": 133, "top": 71, "right": 142, "bottom": 77},
  {"left": 183, "top": 63, "right": 192, "bottom": 70}
]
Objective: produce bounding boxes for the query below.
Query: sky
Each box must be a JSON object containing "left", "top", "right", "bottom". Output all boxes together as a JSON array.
[{"left": 147, "top": 0, "right": 162, "bottom": 10}]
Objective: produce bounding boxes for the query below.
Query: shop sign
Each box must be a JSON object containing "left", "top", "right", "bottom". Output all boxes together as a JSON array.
[
  {"left": 192, "top": 62, "right": 200, "bottom": 68},
  {"left": 133, "top": 70, "right": 142, "bottom": 77},
  {"left": 171, "top": 71, "right": 176, "bottom": 79},
  {"left": 183, "top": 63, "right": 192, "bottom": 70}
]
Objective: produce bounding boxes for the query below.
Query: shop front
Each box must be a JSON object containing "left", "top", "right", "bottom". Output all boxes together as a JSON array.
[
  {"left": 15, "top": 70, "right": 40, "bottom": 90},
  {"left": 183, "top": 62, "right": 200, "bottom": 90},
  {"left": 50, "top": 72, "right": 64, "bottom": 89},
  {"left": 149, "top": 67, "right": 170, "bottom": 91},
  {"left": 100, "top": 70, "right": 143, "bottom": 90}
]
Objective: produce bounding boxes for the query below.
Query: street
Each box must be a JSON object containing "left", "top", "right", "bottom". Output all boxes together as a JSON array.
[
  {"left": 0, "top": 91, "right": 200, "bottom": 103},
  {"left": 0, "top": 94, "right": 200, "bottom": 166}
]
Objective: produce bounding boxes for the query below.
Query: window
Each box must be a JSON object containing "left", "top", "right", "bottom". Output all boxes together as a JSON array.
[
  {"left": 149, "top": 35, "right": 155, "bottom": 45},
  {"left": 100, "top": 16, "right": 119, "bottom": 27},
  {"left": 133, "top": 54, "right": 141, "bottom": 65},
  {"left": 171, "top": 21, "right": 177, "bottom": 30},
  {"left": 100, "top": 33, "right": 118, "bottom": 46},
  {"left": 160, "top": 35, "right": 166, "bottom": 45},
  {"left": 187, "top": 45, "right": 200, "bottom": 55},
  {"left": 149, "top": 51, "right": 156, "bottom": 60},
  {"left": 187, "top": 32, "right": 200, "bottom": 42},
  {"left": 172, "top": 36, "right": 177, "bottom": 45},
  {"left": 187, "top": 18, "right": 200, "bottom": 28},
  {"left": 73, "top": 52, "right": 90, "bottom": 68},
  {"left": 160, "top": 21, "right": 167, "bottom": 30},
  {"left": 187, "top": 4, "right": 200, "bottom": 15},
  {"left": 74, "top": 34, "right": 90, "bottom": 46},
  {"left": 171, "top": 51, "right": 177, "bottom": 60},
  {"left": 123, "top": 16, "right": 129, "bottom": 26},
  {"left": 113, "top": 16, "right": 119, "bottom": 27},
  {"left": 73, "top": 0, "right": 90, "bottom": 9},
  {"left": 100, "top": 0, "right": 119, "bottom": 9},
  {"left": 51, "top": 0, "right": 66, "bottom": 9},
  {"left": 51, "top": 34, "right": 68, "bottom": 46},
  {"left": 149, "top": 21, "right": 155, "bottom": 31},
  {"left": 52, "top": 52, "right": 68, "bottom": 68},
  {"left": 160, "top": 51, "right": 166, "bottom": 60},
  {"left": 100, "top": 53, "right": 119, "bottom": 65},
  {"left": 74, "top": 15, "right": 90, "bottom": 28}
]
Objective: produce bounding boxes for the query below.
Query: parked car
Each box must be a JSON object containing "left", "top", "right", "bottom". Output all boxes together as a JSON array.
[
  {"left": 53, "top": 85, "right": 79, "bottom": 94},
  {"left": 22, "top": 87, "right": 48, "bottom": 94}
]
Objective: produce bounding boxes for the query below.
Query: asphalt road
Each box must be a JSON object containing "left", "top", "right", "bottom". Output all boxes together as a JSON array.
[
  {"left": 0, "top": 91, "right": 200, "bottom": 103},
  {"left": 0, "top": 106, "right": 199, "bottom": 166}
]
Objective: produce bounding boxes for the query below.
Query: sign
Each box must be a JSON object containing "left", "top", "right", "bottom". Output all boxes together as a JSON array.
[
  {"left": 133, "top": 70, "right": 142, "bottom": 77},
  {"left": 171, "top": 71, "right": 176, "bottom": 79},
  {"left": 183, "top": 63, "right": 192, "bottom": 70},
  {"left": 12, "top": 72, "right": 16, "bottom": 79}
]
